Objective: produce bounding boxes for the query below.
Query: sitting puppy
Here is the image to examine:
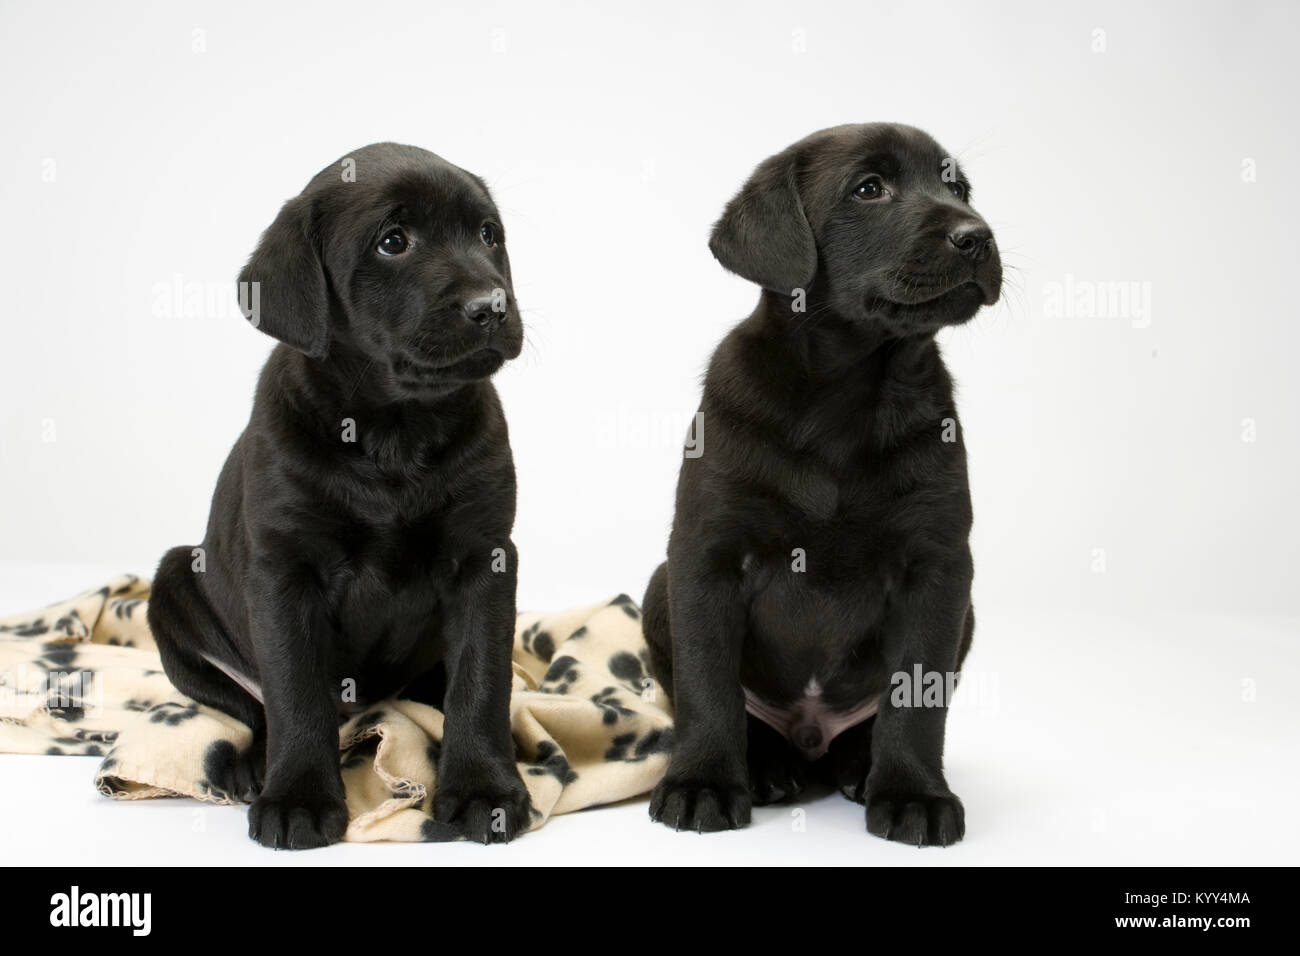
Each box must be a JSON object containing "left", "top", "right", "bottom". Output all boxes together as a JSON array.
[
  {"left": 642, "top": 123, "right": 1001, "bottom": 845},
  {"left": 147, "top": 143, "right": 531, "bottom": 848}
]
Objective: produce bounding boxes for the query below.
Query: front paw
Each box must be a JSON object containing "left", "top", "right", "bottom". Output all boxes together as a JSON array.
[
  {"left": 202, "top": 733, "right": 266, "bottom": 803},
  {"left": 649, "top": 772, "right": 751, "bottom": 832},
  {"left": 433, "top": 767, "right": 533, "bottom": 844},
  {"left": 864, "top": 785, "right": 965, "bottom": 847},
  {"left": 248, "top": 777, "right": 348, "bottom": 849},
  {"left": 826, "top": 721, "right": 873, "bottom": 804},
  {"left": 747, "top": 721, "right": 806, "bottom": 805}
]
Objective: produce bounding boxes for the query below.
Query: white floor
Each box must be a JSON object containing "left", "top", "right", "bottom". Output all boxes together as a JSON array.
[{"left": 3, "top": 564, "right": 1296, "bottom": 866}]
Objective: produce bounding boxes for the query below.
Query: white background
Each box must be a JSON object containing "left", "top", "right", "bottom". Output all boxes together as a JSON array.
[{"left": 1, "top": 0, "right": 1296, "bottom": 866}]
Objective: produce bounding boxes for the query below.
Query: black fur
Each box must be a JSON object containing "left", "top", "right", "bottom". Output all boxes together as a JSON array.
[
  {"left": 642, "top": 123, "right": 1001, "bottom": 845},
  {"left": 147, "top": 143, "right": 531, "bottom": 848}
]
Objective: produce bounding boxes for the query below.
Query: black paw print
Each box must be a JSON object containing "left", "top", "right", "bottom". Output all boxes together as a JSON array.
[
  {"left": 607, "top": 650, "right": 654, "bottom": 696},
  {"left": 35, "top": 643, "right": 78, "bottom": 670},
  {"left": 607, "top": 594, "right": 641, "bottom": 619},
  {"left": 50, "top": 735, "right": 104, "bottom": 756},
  {"left": 525, "top": 740, "right": 578, "bottom": 784},
  {"left": 540, "top": 655, "right": 580, "bottom": 694},
  {"left": 111, "top": 597, "right": 143, "bottom": 619},
  {"left": 604, "top": 727, "right": 673, "bottom": 763},
  {"left": 45, "top": 668, "right": 96, "bottom": 722},
  {"left": 520, "top": 620, "right": 556, "bottom": 663},
  {"left": 591, "top": 687, "right": 636, "bottom": 725},
  {"left": 1, "top": 618, "right": 50, "bottom": 637},
  {"left": 147, "top": 702, "right": 200, "bottom": 726},
  {"left": 51, "top": 610, "right": 85, "bottom": 636}
]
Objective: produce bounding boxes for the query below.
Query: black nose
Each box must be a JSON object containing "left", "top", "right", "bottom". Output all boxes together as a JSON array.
[
  {"left": 462, "top": 294, "right": 506, "bottom": 330},
  {"left": 792, "top": 724, "right": 823, "bottom": 754},
  {"left": 948, "top": 223, "right": 993, "bottom": 261}
]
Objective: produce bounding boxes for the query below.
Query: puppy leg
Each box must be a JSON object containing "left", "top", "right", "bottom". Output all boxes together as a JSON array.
[
  {"left": 640, "top": 561, "right": 674, "bottom": 697},
  {"left": 244, "top": 564, "right": 348, "bottom": 850},
  {"left": 148, "top": 545, "right": 267, "bottom": 800},
  {"left": 647, "top": 564, "right": 799, "bottom": 809},
  {"left": 648, "top": 553, "right": 751, "bottom": 832},
  {"left": 858, "top": 606, "right": 970, "bottom": 806},
  {"left": 957, "top": 604, "right": 975, "bottom": 670},
  {"left": 746, "top": 715, "right": 806, "bottom": 805},
  {"left": 432, "top": 541, "right": 532, "bottom": 843},
  {"left": 862, "top": 557, "right": 972, "bottom": 847}
]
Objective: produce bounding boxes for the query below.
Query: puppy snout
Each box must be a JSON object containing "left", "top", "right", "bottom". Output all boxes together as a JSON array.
[
  {"left": 461, "top": 294, "right": 506, "bottom": 330},
  {"left": 947, "top": 223, "right": 993, "bottom": 262},
  {"left": 791, "top": 723, "right": 823, "bottom": 755}
]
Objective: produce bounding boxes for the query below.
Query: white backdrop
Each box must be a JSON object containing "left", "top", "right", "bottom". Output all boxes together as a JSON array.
[
  {"left": 2, "top": 0, "right": 1298, "bottom": 869},
  {"left": 1, "top": 0, "right": 1296, "bottom": 618}
]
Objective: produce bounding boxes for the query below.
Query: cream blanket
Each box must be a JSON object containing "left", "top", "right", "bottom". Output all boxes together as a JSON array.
[{"left": 0, "top": 575, "right": 672, "bottom": 841}]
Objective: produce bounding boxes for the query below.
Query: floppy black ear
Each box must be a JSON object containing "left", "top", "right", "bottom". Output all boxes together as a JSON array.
[
  {"left": 236, "top": 194, "right": 330, "bottom": 359},
  {"left": 708, "top": 146, "right": 816, "bottom": 294}
]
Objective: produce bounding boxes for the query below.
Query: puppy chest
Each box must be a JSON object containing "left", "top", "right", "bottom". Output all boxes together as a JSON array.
[
  {"left": 330, "top": 579, "right": 446, "bottom": 700},
  {"left": 739, "top": 521, "right": 905, "bottom": 612},
  {"left": 735, "top": 529, "right": 897, "bottom": 693},
  {"left": 326, "top": 511, "right": 466, "bottom": 590},
  {"left": 324, "top": 527, "right": 462, "bottom": 658}
]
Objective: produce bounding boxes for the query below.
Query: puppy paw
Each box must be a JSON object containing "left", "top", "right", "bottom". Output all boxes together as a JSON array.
[
  {"left": 202, "top": 734, "right": 266, "bottom": 803},
  {"left": 248, "top": 783, "right": 348, "bottom": 850},
  {"left": 825, "top": 720, "right": 873, "bottom": 804},
  {"left": 864, "top": 788, "right": 965, "bottom": 847},
  {"left": 829, "top": 744, "right": 871, "bottom": 804},
  {"left": 746, "top": 726, "right": 806, "bottom": 805},
  {"left": 649, "top": 774, "right": 751, "bottom": 832},
  {"left": 433, "top": 772, "right": 533, "bottom": 844}
]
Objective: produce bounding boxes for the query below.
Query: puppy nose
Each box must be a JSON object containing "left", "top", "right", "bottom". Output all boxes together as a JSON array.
[
  {"left": 462, "top": 295, "right": 506, "bottom": 330},
  {"left": 947, "top": 223, "right": 993, "bottom": 261},
  {"left": 791, "top": 724, "right": 823, "bottom": 755}
]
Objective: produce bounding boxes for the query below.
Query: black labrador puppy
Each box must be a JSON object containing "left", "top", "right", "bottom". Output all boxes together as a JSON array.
[
  {"left": 642, "top": 123, "right": 1001, "bottom": 845},
  {"left": 147, "top": 142, "right": 531, "bottom": 848}
]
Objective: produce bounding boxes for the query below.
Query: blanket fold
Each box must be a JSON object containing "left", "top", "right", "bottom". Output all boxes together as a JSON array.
[{"left": 0, "top": 575, "right": 671, "bottom": 841}]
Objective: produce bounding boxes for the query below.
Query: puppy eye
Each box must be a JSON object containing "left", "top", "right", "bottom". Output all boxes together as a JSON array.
[
  {"left": 948, "top": 181, "right": 969, "bottom": 202},
  {"left": 480, "top": 222, "right": 500, "bottom": 247},
  {"left": 377, "top": 228, "right": 409, "bottom": 256},
  {"left": 853, "top": 176, "right": 885, "bottom": 200}
]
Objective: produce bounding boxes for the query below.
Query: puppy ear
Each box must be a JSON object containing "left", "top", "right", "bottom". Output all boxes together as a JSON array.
[
  {"left": 237, "top": 195, "right": 330, "bottom": 359},
  {"left": 708, "top": 146, "right": 816, "bottom": 294}
]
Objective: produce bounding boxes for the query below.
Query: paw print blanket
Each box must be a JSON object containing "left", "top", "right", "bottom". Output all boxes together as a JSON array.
[{"left": 0, "top": 575, "right": 672, "bottom": 841}]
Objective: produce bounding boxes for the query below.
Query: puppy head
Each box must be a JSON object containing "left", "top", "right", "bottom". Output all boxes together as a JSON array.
[
  {"left": 710, "top": 123, "right": 1002, "bottom": 336},
  {"left": 238, "top": 142, "right": 523, "bottom": 399}
]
